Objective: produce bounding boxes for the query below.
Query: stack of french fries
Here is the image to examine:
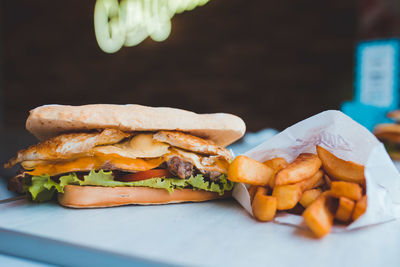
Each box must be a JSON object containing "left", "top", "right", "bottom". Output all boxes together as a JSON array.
[{"left": 228, "top": 145, "right": 367, "bottom": 238}]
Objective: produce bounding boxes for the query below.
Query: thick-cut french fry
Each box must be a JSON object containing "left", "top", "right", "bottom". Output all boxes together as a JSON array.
[
  {"left": 335, "top": 197, "right": 355, "bottom": 222},
  {"left": 316, "top": 145, "right": 365, "bottom": 184},
  {"left": 263, "top": 157, "right": 288, "bottom": 188},
  {"left": 330, "top": 181, "right": 363, "bottom": 201},
  {"left": 263, "top": 157, "right": 288, "bottom": 170},
  {"left": 323, "top": 174, "right": 332, "bottom": 189},
  {"left": 303, "top": 192, "right": 335, "bottom": 238},
  {"left": 275, "top": 153, "right": 322, "bottom": 186},
  {"left": 312, "top": 174, "right": 325, "bottom": 188},
  {"left": 299, "top": 170, "right": 324, "bottom": 191},
  {"left": 300, "top": 188, "right": 322, "bottom": 208},
  {"left": 272, "top": 184, "right": 302, "bottom": 210},
  {"left": 273, "top": 170, "right": 324, "bottom": 210},
  {"left": 252, "top": 187, "right": 277, "bottom": 221},
  {"left": 248, "top": 185, "right": 258, "bottom": 203},
  {"left": 352, "top": 195, "right": 367, "bottom": 221},
  {"left": 228, "top": 155, "right": 274, "bottom": 186}
]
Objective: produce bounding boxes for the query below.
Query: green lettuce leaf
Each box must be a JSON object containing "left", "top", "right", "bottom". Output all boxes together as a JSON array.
[
  {"left": 187, "top": 175, "right": 234, "bottom": 193},
  {"left": 29, "top": 175, "right": 54, "bottom": 202},
  {"left": 25, "top": 170, "right": 234, "bottom": 202},
  {"left": 77, "top": 170, "right": 187, "bottom": 191}
]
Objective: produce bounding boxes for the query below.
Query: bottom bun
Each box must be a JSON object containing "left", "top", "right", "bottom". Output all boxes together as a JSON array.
[{"left": 58, "top": 185, "right": 231, "bottom": 208}]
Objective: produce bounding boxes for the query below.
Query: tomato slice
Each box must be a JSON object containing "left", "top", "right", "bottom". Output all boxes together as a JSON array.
[{"left": 117, "top": 169, "right": 174, "bottom": 182}]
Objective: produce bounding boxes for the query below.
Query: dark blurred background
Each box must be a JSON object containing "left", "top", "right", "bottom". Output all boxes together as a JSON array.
[
  {"left": 0, "top": 0, "right": 399, "bottom": 176},
  {"left": 1, "top": 0, "right": 358, "bottom": 132}
]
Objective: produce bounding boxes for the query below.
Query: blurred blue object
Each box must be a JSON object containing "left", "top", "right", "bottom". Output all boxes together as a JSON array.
[
  {"left": 341, "top": 102, "right": 393, "bottom": 130},
  {"left": 228, "top": 128, "right": 278, "bottom": 155},
  {"left": 342, "top": 39, "right": 400, "bottom": 131}
]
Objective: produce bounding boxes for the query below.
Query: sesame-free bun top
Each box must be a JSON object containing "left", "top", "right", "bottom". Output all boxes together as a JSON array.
[{"left": 26, "top": 104, "right": 246, "bottom": 146}]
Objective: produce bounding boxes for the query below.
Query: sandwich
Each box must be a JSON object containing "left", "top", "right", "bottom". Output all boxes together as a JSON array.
[
  {"left": 4, "top": 104, "right": 245, "bottom": 208},
  {"left": 373, "top": 110, "right": 400, "bottom": 160}
]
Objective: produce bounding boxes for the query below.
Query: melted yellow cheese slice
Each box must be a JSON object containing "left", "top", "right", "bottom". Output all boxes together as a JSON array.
[{"left": 27, "top": 154, "right": 164, "bottom": 176}]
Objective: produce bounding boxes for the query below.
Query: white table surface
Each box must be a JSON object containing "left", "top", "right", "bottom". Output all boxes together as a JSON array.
[
  {"left": 0, "top": 131, "right": 398, "bottom": 266},
  {"left": 0, "top": 253, "right": 53, "bottom": 267},
  {"left": 0, "top": 197, "right": 399, "bottom": 267}
]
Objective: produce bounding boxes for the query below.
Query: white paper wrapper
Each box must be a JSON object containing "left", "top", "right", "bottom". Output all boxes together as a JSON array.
[{"left": 232, "top": 110, "right": 400, "bottom": 231}]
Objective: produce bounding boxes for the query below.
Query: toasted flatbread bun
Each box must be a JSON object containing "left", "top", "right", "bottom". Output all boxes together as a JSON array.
[
  {"left": 373, "top": 123, "right": 400, "bottom": 142},
  {"left": 26, "top": 104, "right": 246, "bottom": 146},
  {"left": 58, "top": 185, "right": 230, "bottom": 208}
]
